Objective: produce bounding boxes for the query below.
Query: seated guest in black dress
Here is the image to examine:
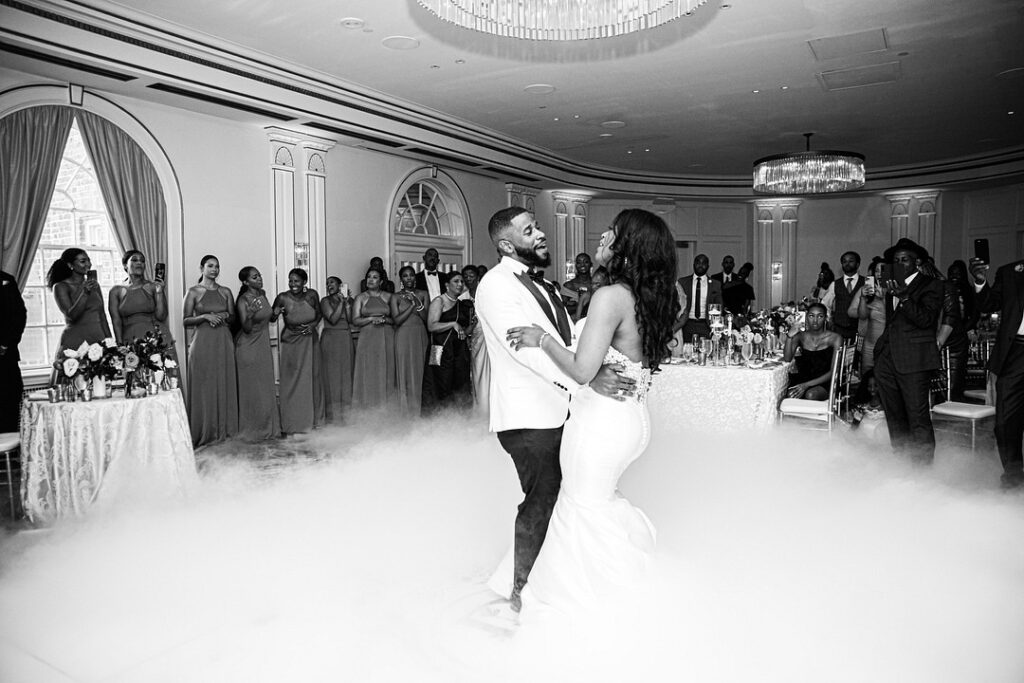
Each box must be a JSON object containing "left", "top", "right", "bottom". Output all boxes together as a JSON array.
[{"left": 784, "top": 302, "right": 844, "bottom": 400}]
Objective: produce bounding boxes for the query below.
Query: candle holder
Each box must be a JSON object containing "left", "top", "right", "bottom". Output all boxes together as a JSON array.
[
  {"left": 80, "top": 388, "right": 93, "bottom": 402},
  {"left": 147, "top": 383, "right": 159, "bottom": 396},
  {"left": 47, "top": 388, "right": 60, "bottom": 403}
]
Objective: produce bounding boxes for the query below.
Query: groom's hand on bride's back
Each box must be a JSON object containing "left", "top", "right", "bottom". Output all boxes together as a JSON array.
[{"left": 590, "top": 363, "right": 636, "bottom": 401}]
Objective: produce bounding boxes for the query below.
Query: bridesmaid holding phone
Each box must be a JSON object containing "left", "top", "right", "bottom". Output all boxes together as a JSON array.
[{"left": 46, "top": 248, "right": 111, "bottom": 382}]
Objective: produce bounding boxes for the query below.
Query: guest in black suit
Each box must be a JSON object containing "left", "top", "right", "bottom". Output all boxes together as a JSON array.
[
  {"left": 675, "top": 254, "right": 723, "bottom": 340},
  {"left": 709, "top": 255, "right": 736, "bottom": 284},
  {"left": 0, "top": 270, "right": 27, "bottom": 433},
  {"left": 414, "top": 248, "right": 448, "bottom": 302},
  {"left": 822, "top": 251, "right": 864, "bottom": 342},
  {"left": 972, "top": 255, "right": 1024, "bottom": 488},
  {"left": 722, "top": 262, "right": 756, "bottom": 316},
  {"left": 873, "top": 238, "right": 944, "bottom": 465}
]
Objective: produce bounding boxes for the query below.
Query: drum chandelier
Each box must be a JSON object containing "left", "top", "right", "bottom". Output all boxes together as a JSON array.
[
  {"left": 753, "top": 133, "right": 865, "bottom": 195},
  {"left": 416, "top": 0, "right": 708, "bottom": 41}
]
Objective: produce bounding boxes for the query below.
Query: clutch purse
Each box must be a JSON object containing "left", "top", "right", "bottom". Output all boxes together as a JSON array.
[{"left": 428, "top": 344, "right": 444, "bottom": 366}]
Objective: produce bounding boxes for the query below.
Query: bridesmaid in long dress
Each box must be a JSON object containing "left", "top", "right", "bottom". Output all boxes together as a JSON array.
[
  {"left": 47, "top": 248, "right": 111, "bottom": 385},
  {"left": 235, "top": 266, "right": 280, "bottom": 441},
  {"left": 390, "top": 266, "right": 429, "bottom": 416},
  {"left": 351, "top": 267, "right": 396, "bottom": 410},
  {"left": 272, "top": 268, "right": 325, "bottom": 434},
  {"left": 320, "top": 276, "right": 355, "bottom": 422},
  {"left": 182, "top": 254, "right": 238, "bottom": 447},
  {"left": 108, "top": 250, "right": 174, "bottom": 356}
]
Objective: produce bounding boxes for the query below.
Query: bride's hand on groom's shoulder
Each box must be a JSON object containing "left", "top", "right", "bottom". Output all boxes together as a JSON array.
[{"left": 591, "top": 363, "right": 636, "bottom": 401}]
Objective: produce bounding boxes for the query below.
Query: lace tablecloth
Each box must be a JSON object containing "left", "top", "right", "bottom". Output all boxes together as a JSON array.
[
  {"left": 20, "top": 390, "right": 199, "bottom": 523},
  {"left": 648, "top": 362, "right": 792, "bottom": 433}
]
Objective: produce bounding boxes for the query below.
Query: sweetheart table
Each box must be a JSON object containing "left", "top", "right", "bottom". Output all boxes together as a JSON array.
[
  {"left": 647, "top": 361, "right": 792, "bottom": 433},
  {"left": 19, "top": 389, "right": 199, "bottom": 523}
]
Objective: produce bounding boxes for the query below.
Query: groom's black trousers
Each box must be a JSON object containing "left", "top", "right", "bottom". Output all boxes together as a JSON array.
[{"left": 497, "top": 426, "right": 563, "bottom": 595}]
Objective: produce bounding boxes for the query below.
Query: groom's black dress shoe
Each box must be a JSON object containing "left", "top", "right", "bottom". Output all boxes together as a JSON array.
[{"left": 509, "top": 590, "right": 522, "bottom": 613}]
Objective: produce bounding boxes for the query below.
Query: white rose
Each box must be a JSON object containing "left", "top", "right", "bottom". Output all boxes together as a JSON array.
[
  {"left": 63, "top": 348, "right": 78, "bottom": 358},
  {"left": 63, "top": 357, "right": 80, "bottom": 377},
  {"left": 76, "top": 341, "right": 90, "bottom": 358},
  {"left": 163, "top": 359, "right": 178, "bottom": 370},
  {"left": 88, "top": 343, "right": 103, "bottom": 361},
  {"left": 149, "top": 353, "right": 163, "bottom": 367}
]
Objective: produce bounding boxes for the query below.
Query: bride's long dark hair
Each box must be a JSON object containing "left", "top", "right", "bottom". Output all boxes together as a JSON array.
[{"left": 604, "top": 209, "right": 680, "bottom": 373}]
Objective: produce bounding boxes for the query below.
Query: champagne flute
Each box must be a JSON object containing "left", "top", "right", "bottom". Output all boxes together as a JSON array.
[{"left": 741, "top": 341, "right": 753, "bottom": 364}]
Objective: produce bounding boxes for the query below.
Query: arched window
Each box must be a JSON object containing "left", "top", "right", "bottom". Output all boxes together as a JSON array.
[
  {"left": 394, "top": 181, "right": 455, "bottom": 237},
  {"left": 20, "top": 118, "right": 120, "bottom": 370},
  {"left": 390, "top": 168, "right": 470, "bottom": 276}
]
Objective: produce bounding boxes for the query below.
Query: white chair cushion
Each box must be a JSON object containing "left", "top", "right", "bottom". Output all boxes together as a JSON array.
[
  {"left": 779, "top": 398, "right": 831, "bottom": 416},
  {"left": 0, "top": 432, "right": 19, "bottom": 451},
  {"left": 931, "top": 401, "right": 996, "bottom": 419}
]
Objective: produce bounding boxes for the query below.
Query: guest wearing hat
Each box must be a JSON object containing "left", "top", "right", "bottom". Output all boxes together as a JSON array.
[{"left": 873, "top": 238, "right": 945, "bottom": 465}]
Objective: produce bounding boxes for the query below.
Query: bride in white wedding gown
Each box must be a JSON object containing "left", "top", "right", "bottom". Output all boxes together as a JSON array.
[{"left": 504, "top": 208, "right": 680, "bottom": 618}]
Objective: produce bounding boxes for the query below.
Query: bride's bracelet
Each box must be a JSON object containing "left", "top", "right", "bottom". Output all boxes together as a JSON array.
[{"left": 539, "top": 332, "right": 550, "bottom": 349}]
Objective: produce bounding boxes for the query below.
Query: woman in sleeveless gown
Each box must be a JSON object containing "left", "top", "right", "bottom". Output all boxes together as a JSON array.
[
  {"left": 108, "top": 250, "right": 176, "bottom": 362},
  {"left": 47, "top": 248, "right": 112, "bottom": 385},
  {"left": 351, "top": 267, "right": 396, "bottom": 410},
  {"left": 784, "top": 301, "right": 843, "bottom": 400},
  {"left": 500, "top": 209, "right": 680, "bottom": 617},
  {"left": 272, "top": 268, "right": 325, "bottom": 434},
  {"left": 182, "top": 255, "right": 238, "bottom": 447},
  {"left": 422, "top": 272, "right": 475, "bottom": 414},
  {"left": 235, "top": 266, "right": 280, "bottom": 441},
  {"left": 390, "top": 266, "right": 429, "bottom": 417},
  {"left": 320, "top": 276, "right": 355, "bottom": 422},
  {"left": 850, "top": 258, "right": 886, "bottom": 373}
]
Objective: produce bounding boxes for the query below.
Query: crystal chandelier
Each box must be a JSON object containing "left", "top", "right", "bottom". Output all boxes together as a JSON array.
[
  {"left": 416, "top": 0, "right": 708, "bottom": 41},
  {"left": 753, "top": 133, "right": 865, "bottom": 195}
]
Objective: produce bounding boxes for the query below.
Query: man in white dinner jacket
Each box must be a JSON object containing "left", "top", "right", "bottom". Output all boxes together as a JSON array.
[{"left": 475, "top": 206, "right": 633, "bottom": 612}]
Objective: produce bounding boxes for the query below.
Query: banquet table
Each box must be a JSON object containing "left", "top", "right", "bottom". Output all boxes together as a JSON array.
[
  {"left": 647, "top": 361, "right": 792, "bottom": 433},
  {"left": 19, "top": 389, "right": 199, "bottom": 523}
]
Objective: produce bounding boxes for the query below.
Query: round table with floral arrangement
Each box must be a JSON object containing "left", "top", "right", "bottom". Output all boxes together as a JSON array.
[{"left": 20, "top": 336, "right": 197, "bottom": 524}]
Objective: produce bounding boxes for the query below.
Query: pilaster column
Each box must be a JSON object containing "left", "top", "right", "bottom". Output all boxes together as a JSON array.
[
  {"left": 754, "top": 199, "right": 802, "bottom": 306},
  {"left": 887, "top": 192, "right": 940, "bottom": 261}
]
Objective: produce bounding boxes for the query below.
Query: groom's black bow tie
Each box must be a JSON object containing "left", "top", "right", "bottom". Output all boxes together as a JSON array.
[
  {"left": 425, "top": 270, "right": 437, "bottom": 276},
  {"left": 527, "top": 270, "right": 545, "bottom": 284}
]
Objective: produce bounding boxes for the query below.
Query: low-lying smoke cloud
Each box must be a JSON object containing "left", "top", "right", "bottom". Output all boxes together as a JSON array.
[{"left": 1, "top": 411, "right": 1022, "bottom": 682}]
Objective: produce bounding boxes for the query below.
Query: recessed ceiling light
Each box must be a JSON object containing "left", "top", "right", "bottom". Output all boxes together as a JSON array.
[
  {"left": 340, "top": 17, "right": 365, "bottom": 30},
  {"left": 553, "top": 117, "right": 560, "bottom": 121},
  {"left": 898, "top": 51, "right": 909, "bottom": 57},
  {"left": 455, "top": 59, "right": 466, "bottom": 64},
  {"left": 627, "top": 150, "right": 633, "bottom": 154},
  {"left": 752, "top": 89, "right": 760, "bottom": 94},
  {"left": 382, "top": 36, "right": 420, "bottom": 50},
  {"left": 601, "top": 120, "right": 626, "bottom": 129},
  {"left": 644, "top": 148, "right": 651, "bottom": 152},
  {"left": 1010, "top": 111, "right": 1017, "bottom": 115},
  {"left": 430, "top": 64, "right": 440, "bottom": 69},
  {"left": 523, "top": 84, "right": 555, "bottom": 95},
  {"left": 599, "top": 133, "right": 614, "bottom": 137},
  {"left": 573, "top": 114, "right": 581, "bottom": 119},
  {"left": 780, "top": 85, "right": 789, "bottom": 90}
]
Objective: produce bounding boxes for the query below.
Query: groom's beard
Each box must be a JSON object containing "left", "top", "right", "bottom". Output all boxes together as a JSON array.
[{"left": 514, "top": 243, "right": 551, "bottom": 269}]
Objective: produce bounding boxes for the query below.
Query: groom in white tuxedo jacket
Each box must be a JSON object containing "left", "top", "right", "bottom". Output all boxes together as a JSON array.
[{"left": 476, "top": 206, "right": 633, "bottom": 611}]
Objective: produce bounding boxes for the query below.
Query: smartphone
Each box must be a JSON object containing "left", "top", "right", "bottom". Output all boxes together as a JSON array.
[
  {"left": 974, "top": 238, "right": 990, "bottom": 265},
  {"left": 86, "top": 269, "right": 98, "bottom": 281},
  {"left": 154, "top": 262, "right": 166, "bottom": 282},
  {"left": 877, "top": 263, "right": 892, "bottom": 284},
  {"left": 340, "top": 283, "right": 350, "bottom": 298},
  {"left": 891, "top": 262, "right": 909, "bottom": 285},
  {"left": 864, "top": 275, "right": 876, "bottom": 289}
]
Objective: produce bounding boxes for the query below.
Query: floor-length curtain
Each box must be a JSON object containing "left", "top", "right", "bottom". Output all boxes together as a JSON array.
[
  {"left": 76, "top": 109, "right": 166, "bottom": 271},
  {"left": 0, "top": 106, "right": 75, "bottom": 286}
]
